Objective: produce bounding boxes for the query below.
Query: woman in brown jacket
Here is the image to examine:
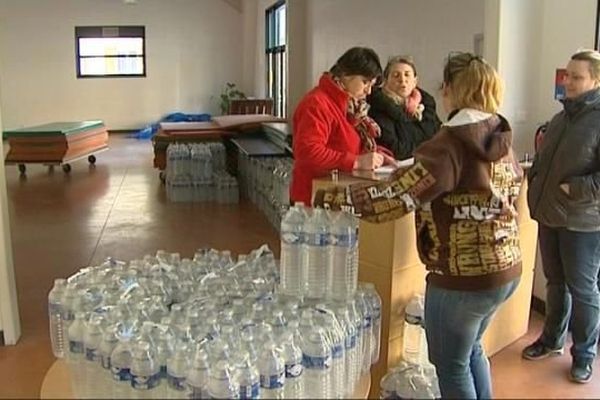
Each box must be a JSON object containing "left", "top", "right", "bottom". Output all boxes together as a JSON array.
[{"left": 315, "top": 52, "right": 523, "bottom": 399}]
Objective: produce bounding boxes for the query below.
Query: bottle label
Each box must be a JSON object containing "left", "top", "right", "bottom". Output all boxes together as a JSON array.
[
  {"left": 332, "top": 343, "right": 344, "bottom": 359},
  {"left": 168, "top": 374, "right": 187, "bottom": 391},
  {"left": 346, "top": 334, "right": 357, "bottom": 350},
  {"left": 260, "top": 372, "right": 284, "bottom": 389},
  {"left": 285, "top": 362, "right": 303, "bottom": 378},
  {"left": 131, "top": 372, "right": 160, "bottom": 390},
  {"left": 69, "top": 340, "right": 83, "bottom": 354},
  {"left": 332, "top": 233, "right": 358, "bottom": 247},
  {"left": 281, "top": 231, "right": 302, "bottom": 245},
  {"left": 306, "top": 232, "right": 329, "bottom": 246},
  {"left": 85, "top": 347, "right": 98, "bottom": 362},
  {"left": 239, "top": 382, "right": 260, "bottom": 399},
  {"left": 302, "top": 354, "right": 331, "bottom": 370},
  {"left": 48, "top": 302, "right": 63, "bottom": 316},
  {"left": 111, "top": 366, "right": 131, "bottom": 382}
]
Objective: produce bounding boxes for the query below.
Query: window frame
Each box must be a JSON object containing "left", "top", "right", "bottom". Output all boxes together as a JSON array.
[
  {"left": 265, "top": 0, "right": 286, "bottom": 117},
  {"left": 75, "top": 25, "right": 146, "bottom": 79},
  {"left": 596, "top": 0, "right": 600, "bottom": 49}
]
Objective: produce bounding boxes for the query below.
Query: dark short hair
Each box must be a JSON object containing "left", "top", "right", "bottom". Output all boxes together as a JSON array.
[{"left": 330, "top": 47, "right": 382, "bottom": 80}]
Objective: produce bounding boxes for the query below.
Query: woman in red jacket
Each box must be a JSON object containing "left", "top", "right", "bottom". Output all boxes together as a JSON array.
[{"left": 290, "top": 47, "right": 395, "bottom": 205}]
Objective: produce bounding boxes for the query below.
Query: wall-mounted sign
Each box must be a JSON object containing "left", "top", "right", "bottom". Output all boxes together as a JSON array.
[{"left": 555, "top": 68, "right": 566, "bottom": 100}]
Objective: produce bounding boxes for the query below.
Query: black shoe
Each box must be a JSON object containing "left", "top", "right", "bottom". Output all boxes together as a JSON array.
[
  {"left": 570, "top": 360, "right": 593, "bottom": 384},
  {"left": 522, "top": 339, "right": 564, "bottom": 360}
]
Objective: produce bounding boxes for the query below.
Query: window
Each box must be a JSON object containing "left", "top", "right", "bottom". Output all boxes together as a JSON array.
[
  {"left": 265, "top": 1, "right": 286, "bottom": 117},
  {"left": 75, "top": 26, "right": 146, "bottom": 78}
]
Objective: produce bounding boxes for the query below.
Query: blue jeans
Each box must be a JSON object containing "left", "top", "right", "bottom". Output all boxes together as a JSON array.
[
  {"left": 425, "top": 278, "right": 520, "bottom": 399},
  {"left": 538, "top": 224, "right": 600, "bottom": 364}
]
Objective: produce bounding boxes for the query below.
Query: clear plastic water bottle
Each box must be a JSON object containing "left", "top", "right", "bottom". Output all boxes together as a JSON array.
[
  {"left": 167, "top": 341, "right": 190, "bottom": 397},
  {"left": 279, "top": 203, "right": 307, "bottom": 297},
  {"left": 67, "top": 311, "right": 86, "bottom": 398},
  {"left": 334, "top": 304, "right": 358, "bottom": 396},
  {"left": 258, "top": 341, "right": 285, "bottom": 399},
  {"left": 355, "top": 291, "right": 373, "bottom": 373},
  {"left": 280, "top": 325, "right": 304, "bottom": 399},
  {"left": 110, "top": 338, "right": 134, "bottom": 399},
  {"left": 99, "top": 325, "right": 119, "bottom": 371},
  {"left": 301, "top": 328, "right": 332, "bottom": 399},
  {"left": 345, "top": 298, "right": 363, "bottom": 387},
  {"left": 241, "top": 330, "right": 258, "bottom": 364},
  {"left": 235, "top": 352, "right": 260, "bottom": 399},
  {"left": 61, "top": 283, "right": 80, "bottom": 330},
  {"left": 304, "top": 208, "right": 332, "bottom": 299},
  {"left": 130, "top": 340, "right": 161, "bottom": 391},
  {"left": 186, "top": 345, "right": 210, "bottom": 399},
  {"left": 362, "top": 283, "right": 382, "bottom": 365},
  {"left": 208, "top": 360, "right": 240, "bottom": 399},
  {"left": 330, "top": 212, "right": 359, "bottom": 301},
  {"left": 268, "top": 309, "right": 287, "bottom": 339},
  {"left": 83, "top": 318, "right": 104, "bottom": 397},
  {"left": 403, "top": 294, "right": 427, "bottom": 365},
  {"left": 315, "top": 306, "right": 345, "bottom": 399},
  {"left": 48, "top": 278, "right": 67, "bottom": 358}
]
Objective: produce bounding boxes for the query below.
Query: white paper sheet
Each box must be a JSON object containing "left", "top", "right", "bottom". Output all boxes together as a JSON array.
[{"left": 374, "top": 157, "right": 415, "bottom": 174}]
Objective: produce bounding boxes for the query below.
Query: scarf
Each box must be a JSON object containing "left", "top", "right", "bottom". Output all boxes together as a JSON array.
[
  {"left": 331, "top": 74, "right": 381, "bottom": 152},
  {"left": 346, "top": 97, "right": 381, "bottom": 152},
  {"left": 383, "top": 86, "right": 425, "bottom": 121}
]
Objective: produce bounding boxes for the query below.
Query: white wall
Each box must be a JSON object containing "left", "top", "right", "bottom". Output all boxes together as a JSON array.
[
  {"left": 241, "top": 0, "right": 274, "bottom": 99},
  {"left": 0, "top": 0, "right": 244, "bottom": 130},
  {"left": 0, "top": 27, "right": 20, "bottom": 343},
  {"left": 241, "top": 0, "right": 258, "bottom": 96},
  {"left": 287, "top": 0, "right": 309, "bottom": 120},
  {"left": 301, "top": 0, "right": 485, "bottom": 116}
]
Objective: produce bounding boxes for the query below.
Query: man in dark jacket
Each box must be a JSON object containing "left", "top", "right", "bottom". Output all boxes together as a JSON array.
[{"left": 523, "top": 49, "right": 600, "bottom": 384}]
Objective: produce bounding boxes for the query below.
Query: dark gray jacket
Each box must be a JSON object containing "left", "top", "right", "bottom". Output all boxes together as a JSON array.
[{"left": 528, "top": 88, "right": 600, "bottom": 232}]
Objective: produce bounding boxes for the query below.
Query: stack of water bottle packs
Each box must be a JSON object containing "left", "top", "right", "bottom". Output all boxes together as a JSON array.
[
  {"left": 48, "top": 217, "right": 382, "bottom": 400},
  {"left": 166, "top": 142, "right": 239, "bottom": 203},
  {"left": 379, "top": 294, "right": 441, "bottom": 399},
  {"left": 236, "top": 153, "right": 293, "bottom": 231}
]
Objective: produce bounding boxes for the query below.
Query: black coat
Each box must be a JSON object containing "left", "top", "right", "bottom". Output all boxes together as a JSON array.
[{"left": 368, "top": 87, "right": 441, "bottom": 160}]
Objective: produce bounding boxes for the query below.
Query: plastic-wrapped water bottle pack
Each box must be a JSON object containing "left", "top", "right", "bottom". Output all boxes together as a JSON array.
[{"left": 48, "top": 243, "right": 381, "bottom": 399}]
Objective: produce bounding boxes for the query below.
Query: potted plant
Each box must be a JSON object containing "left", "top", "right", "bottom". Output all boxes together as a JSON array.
[{"left": 219, "top": 82, "right": 246, "bottom": 115}]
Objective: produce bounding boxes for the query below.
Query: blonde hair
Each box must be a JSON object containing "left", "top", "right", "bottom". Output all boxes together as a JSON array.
[
  {"left": 443, "top": 52, "right": 503, "bottom": 113},
  {"left": 571, "top": 49, "right": 600, "bottom": 82}
]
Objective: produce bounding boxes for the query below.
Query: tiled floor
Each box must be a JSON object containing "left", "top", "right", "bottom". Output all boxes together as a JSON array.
[{"left": 0, "top": 136, "right": 598, "bottom": 398}]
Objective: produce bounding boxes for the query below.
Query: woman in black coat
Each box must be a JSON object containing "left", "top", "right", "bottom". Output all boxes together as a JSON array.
[{"left": 368, "top": 56, "right": 441, "bottom": 160}]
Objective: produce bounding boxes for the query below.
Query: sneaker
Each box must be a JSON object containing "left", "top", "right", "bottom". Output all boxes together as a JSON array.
[
  {"left": 522, "top": 339, "right": 564, "bottom": 360},
  {"left": 570, "top": 360, "right": 593, "bottom": 384}
]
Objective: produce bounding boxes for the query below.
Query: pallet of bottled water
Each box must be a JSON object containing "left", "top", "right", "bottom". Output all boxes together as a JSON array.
[
  {"left": 48, "top": 243, "right": 382, "bottom": 399},
  {"left": 237, "top": 152, "right": 292, "bottom": 230},
  {"left": 165, "top": 142, "right": 239, "bottom": 203}
]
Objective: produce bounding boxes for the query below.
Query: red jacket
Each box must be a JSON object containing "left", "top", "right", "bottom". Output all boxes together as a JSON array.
[{"left": 290, "top": 74, "right": 361, "bottom": 205}]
